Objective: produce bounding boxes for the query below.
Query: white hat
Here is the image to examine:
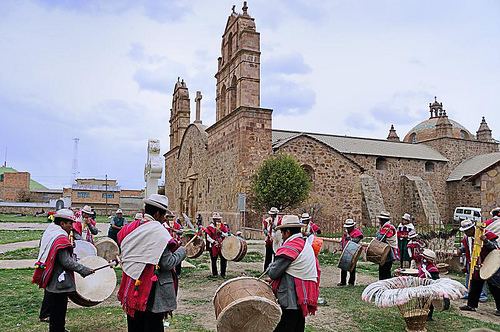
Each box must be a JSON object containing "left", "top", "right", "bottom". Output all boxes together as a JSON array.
[
  {"left": 81, "top": 205, "right": 93, "bottom": 215},
  {"left": 212, "top": 212, "right": 222, "bottom": 220},
  {"left": 491, "top": 207, "right": 500, "bottom": 216},
  {"left": 459, "top": 219, "right": 475, "bottom": 232},
  {"left": 268, "top": 207, "right": 279, "bottom": 215},
  {"left": 143, "top": 194, "right": 171, "bottom": 213},
  {"left": 402, "top": 213, "right": 411, "bottom": 221},
  {"left": 276, "top": 215, "right": 303, "bottom": 230},
  {"left": 116, "top": 209, "right": 123, "bottom": 214},
  {"left": 422, "top": 249, "right": 436, "bottom": 261},
  {"left": 408, "top": 229, "right": 418, "bottom": 239},
  {"left": 134, "top": 212, "right": 143, "bottom": 219},
  {"left": 54, "top": 208, "right": 76, "bottom": 222},
  {"left": 301, "top": 212, "right": 311, "bottom": 221},
  {"left": 343, "top": 219, "right": 356, "bottom": 228},
  {"left": 377, "top": 211, "right": 391, "bottom": 220}
]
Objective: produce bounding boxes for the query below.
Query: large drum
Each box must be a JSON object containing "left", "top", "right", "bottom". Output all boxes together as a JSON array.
[
  {"left": 95, "top": 237, "right": 120, "bottom": 262},
  {"left": 366, "top": 239, "right": 391, "bottom": 265},
  {"left": 69, "top": 256, "right": 117, "bottom": 307},
  {"left": 480, "top": 249, "right": 500, "bottom": 287},
  {"left": 181, "top": 233, "right": 205, "bottom": 259},
  {"left": 338, "top": 241, "right": 362, "bottom": 272},
  {"left": 73, "top": 240, "right": 97, "bottom": 260},
  {"left": 213, "top": 277, "right": 282, "bottom": 332},
  {"left": 222, "top": 235, "right": 247, "bottom": 261}
]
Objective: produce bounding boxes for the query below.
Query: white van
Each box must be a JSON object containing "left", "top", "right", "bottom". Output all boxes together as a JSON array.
[{"left": 453, "top": 207, "right": 482, "bottom": 223}]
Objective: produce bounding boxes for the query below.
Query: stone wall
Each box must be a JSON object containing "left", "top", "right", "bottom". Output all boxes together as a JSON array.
[
  {"left": 360, "top": 174, "right": 385, "bottom": 226},
  {"left": 401, "top": 175, "right": 441, "bottom": 225},
  {"left": 447, "top": 180, "right": 481, "bottom": 218},
  {"left": 277, "top": 136, "right": 363, "bottom": 234},
  {"left": 479, "top": 164, "right": 499, "bottom": 216},
  {"left": 0, "top": 172, "right": 30, "bottom": 201},
  {"left": 30, "top": 190, "right": 63, "bottom": 203}
]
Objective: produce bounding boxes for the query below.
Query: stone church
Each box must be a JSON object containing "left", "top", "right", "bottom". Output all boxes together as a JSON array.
[{"left": 164, "top": 3, "right": 499, "bottom": 232}]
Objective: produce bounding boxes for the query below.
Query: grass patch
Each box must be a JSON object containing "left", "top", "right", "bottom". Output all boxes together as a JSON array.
[
  {"left": 0, "top": 247, "right": 38, "bottom": 260},
  {"left": 318, "top": 251, "right": 339, "bottom": 266},
  {"left": 0, "top": 230, "right": 43, "bottom": 245},
  {"left": 240, "top": 251, "right": 264, "bottom": 263}
]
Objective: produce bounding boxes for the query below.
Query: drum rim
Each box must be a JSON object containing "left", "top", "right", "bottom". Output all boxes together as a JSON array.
[
  {"left": 215, "top": 295, "right": 282, "bottom": 326},
  {"left": 338, "top": 240, "right": 363, "bottom": 271},
  {"left": 480, "top": 249, "right": 500, "bottom": 280},
  {"left": 212, "top": 276, "right": 273, "bottom": 305},
  {"left": 73, "top": 255, "right": 117, "bottom": 305},
  {"left": 221, "top": 235, "right": 245, "bottom": 261}
]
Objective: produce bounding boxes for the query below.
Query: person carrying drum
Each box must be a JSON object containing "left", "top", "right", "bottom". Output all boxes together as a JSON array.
[
  {"left": 338, "top": 219, "right": 363, "bottom": 286},
  {"left": 32, "top": 208, "right": 94, "bottom": 332},
  {"left": 397, "top": 213, "right": 414, "bottom": 268},
  {"left": 300, "top": 212, "right": 321, "bottom": 237},
  {"left": 263, "top": 207, "right": 279, "bottom": 272},
  {"left": 376, "top": 211, "right": 399, "bottom": 280},
  {"left": 117, "top": 194, "right": 187, "bottom": 331},
  {"left": 268, "top": 215, "right": 320, "bottom": 332},
  {"left": 407, "top": 229, "right": 426, "bottom": 268},
  {"left": 108, "top": 208, "right": 127, "bottom": 243},
  {"left": 73, "top": 205, "right": 99, "bottom": 243},
  {"left": 457, "top": 220, "right": 500, "bottom": 315},
  {"left": 486, "top": 207, "right": 500, "bottom": 236},
  {"left": 205, "top": 212, "right": 230, "bottom": 278}
]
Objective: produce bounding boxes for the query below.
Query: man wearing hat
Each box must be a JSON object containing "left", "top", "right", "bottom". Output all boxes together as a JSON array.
[
  {"left": 32, "top": 209, "right": 94, "bottom": 332},
  {"left": 486, "top": 207, "right": 500, "bottom": 236},
  {"left": 268, "top": 215, "right": 320, "bottom": 331},
  {"left": 73, "top": 205, "right": 99, "bottom": 243},
  {"left": 376, "top": 212, "right": 399, "bottom": 280},
  {"left": 263, "top": 207, "right": 279, "bottom": 272},
  {"left": 407, "top": 230, "right": 426, "bottom": 268},
  {"left": 205, "top": 212, "right": 230, "bottom": 277},
  {"left": 338, "top": 219, "right": 364, "bottom": 286},
  {"left": 117, "top": 194, "right": 187, "bottom": 330},
  {"left": 457, "top": 219, "right": 500, "bottom": 315},
  {"left": 397, "top": 213, "right": 415, "bottom": 268},
  {"left": 108, "top": 208, "right": 127, "bottom": 243},
  {"left": 301, "top": 212, "right": 321, "bottom": 237}
]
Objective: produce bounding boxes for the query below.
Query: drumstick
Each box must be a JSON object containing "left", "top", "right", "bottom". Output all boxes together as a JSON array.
[
  {"left": 184, "top": 234, "right": 198, "bottom": 247},
  {"left": 93, "top": 257, "right": 120, "bottom": 272},
  {"left": 258, "top": 268, "right": 269, "bottom": 280}
]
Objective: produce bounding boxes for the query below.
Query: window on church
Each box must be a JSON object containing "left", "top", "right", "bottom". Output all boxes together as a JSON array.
[
  {"left": 425, "top": 161, "right": 435, "bottom": 172},
  {"left": 460, "top": 130, "right": 469, "bottom": 139},
  {"left": 301, "top": 164, "right": 315, "bottom": 182},
  {"left": 375, "top": 157, "right": 388, "bottom": 171},
  {"left": 409, "top": 133, "right": 417, "bottom": 144}
]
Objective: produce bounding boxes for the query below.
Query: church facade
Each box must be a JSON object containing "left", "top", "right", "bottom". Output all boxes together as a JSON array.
[{"left": 164, "top": 3, "right": 499, "bottom": 233}]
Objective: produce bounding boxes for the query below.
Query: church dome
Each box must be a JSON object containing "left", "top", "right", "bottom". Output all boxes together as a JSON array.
[{"left": 403, "top": 97, "right": 473, "bottom": 143}]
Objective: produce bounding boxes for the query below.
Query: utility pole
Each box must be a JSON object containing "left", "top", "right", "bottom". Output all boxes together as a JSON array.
[
  {"left": 105, "top": 174, "right": 108, "bottom": 216},
  {"left": 3, "top": 146, "right": 7, "bottom": 167},
  {"left": 72, "top": 138, "right": 80, "bottom": 184}
]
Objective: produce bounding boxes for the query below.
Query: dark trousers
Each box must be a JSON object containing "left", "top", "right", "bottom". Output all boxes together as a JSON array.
[
  {"left": 379, "top": 260, "right": 393, "bottom": 280},
  {"left": 468, "top": 278, "right": 500, "bottom": 309},
  {"left": 340, "top": 268, "right": 356, "bottom": 285},
  {"left": 39, "top": 289, "right": 51, "bottom": 320},
  {"left": 274, "top": 309, "right": 305, "bottom": 332},
  {"left": 176, "top": 262, "right": 182, "bottom": 277},
  {"left": 127, "top": 310, "right": 165, "bottom": 332},
  {"left": 45, "top": 291, "right": 68, "bottom": 332},
  {"left": 264, "top": 245, "right": 274, "bottom": 272},
  {"left": 210, "top": 254, "right": 227, "bottom": 277}
]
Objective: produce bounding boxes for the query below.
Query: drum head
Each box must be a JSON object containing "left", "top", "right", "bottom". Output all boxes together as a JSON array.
[
  {"left": 95, "top": 237, "right": 120, "bottom": 262},
  {"left": 181, "top": 235, "right": 205, "bottom": 259},
  {"left": 74, "top": 240, "right": 97, "bottom": 260},
  {"left": 399, "top": 268, "right": 419, "bottom": 276},
  {"left": 480, "top": 249, "right": 500, "bottom": 280},
  {"left": 221, "top": 236, "right": 242, "bottom": 261},
  {"left": 72, "top": 256, "right": 117, "bottom": 307}
]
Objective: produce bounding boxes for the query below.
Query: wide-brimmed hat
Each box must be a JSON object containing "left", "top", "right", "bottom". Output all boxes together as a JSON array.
[
  {"left": 54, "top": 208, "right": 76, "bottom": 222},
  {"left": 408, "top": 229, "right": 418, "bottom": 239},
  {"left": 459, "top": 219, "right": 475, "bottom": 232},
  {"left": 491, "top": 207, "right": 500, "bottom": 216},
  {"left": 401, "top": 213, "right": 411, "bottom": 221},
  {"left": 377, "top": 211, "right": 391, "bottom": 220},
  {"left": 81, "top": 205, "right": 93, "bottom": 215},
  {"left": 343, "top": 219, "right": 356, "bottom": 228},
  {"left": 212, "top": 212, "right": 222, "bottom": 220},
  {"left": 144, "top": 194, "right": 171, "bottom": 214},
  {"left": 422, "top": 248, "right": 436, "bottom": 261},
  {"left": 268, "top": 207, "right": 279, "bottom": 215},
  {"left": 301, "top": 212, "right": 311, "bottom": 221},
  {"left": 134, "top": 212, "right": 143, "bottom": 219},
  {"left": 276, "top": 215, "right": 303, "bottom": 230},
  {"left": 116, "top": 209, "right": 123, "bottom": 214}
]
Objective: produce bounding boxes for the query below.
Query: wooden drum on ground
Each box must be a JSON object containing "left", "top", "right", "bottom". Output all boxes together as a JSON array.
[
  {"left": 181, "top": 232, "right": 205, "bottom": 259},
  {"left": 69, "top": 256, "right": 117, "bottom": 307},
  {"left": 366, "top": 239, "right": 391, "bottom": 265},
  {"left": 221, "top": 236, "right": 247, "bottom": 261},
  {"left": 213, "top": 277, "right": 282, "bottom": 332},
  {"left": 338, "top": 241, "right": 363, "bottom": 272},
  {"left": 73, "top": 240, "right": 97, "bottom": 260},
  {"left": 394, "top": 268, "right": 419, "bottom": 277},
  {"left": 95, "top": 237, "right": 120, "bottom": 262}
]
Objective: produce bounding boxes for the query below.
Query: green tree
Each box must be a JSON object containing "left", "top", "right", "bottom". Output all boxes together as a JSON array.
[{"left": 251, "top": 154, "right": 312, "bottom": 211}]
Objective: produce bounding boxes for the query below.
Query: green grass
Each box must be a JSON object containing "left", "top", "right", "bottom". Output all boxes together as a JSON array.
[
  {"left": 0, "top": 247, "right": 38, "bottom": 260},
  {"left": 240, "top": 251, "right": 264, "bottom": 263},
  {"left": 0, "top": 230, "right": 43, "bottom": 245}
]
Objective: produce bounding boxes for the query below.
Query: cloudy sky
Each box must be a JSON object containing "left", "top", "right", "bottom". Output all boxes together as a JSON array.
[{"left": 1, "top": 0, "right": 499, "bottom": 189}]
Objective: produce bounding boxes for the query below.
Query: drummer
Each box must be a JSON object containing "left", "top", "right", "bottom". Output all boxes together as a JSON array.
[
  {"left": 268, "top": 215, "right": 320, "bottom": 332},
  {"left": 375, "top": 212, "right": 399, "bottom": 280},
  {"left": 205, "top": 212, "right": 230, "bottom": 278},
  {"left": 32, "top": 208, "right": 94, "bottom": 332},
  {"left": 397, "top": 213, "right": 414, "bottom": 268},
  {"left": 117, "top": 194, "right": 187, "bottom": 330},
  {"left": 338, "top": 219, "right": 364, "bottom": 286},
  {"left": 486, "top": 207, "right": 500, "bottom": 235},
  {"left": 300, "top": 212, "right": 321, "bottom": 237},
  {"left": 263, "top": 207, "right": 279, "bottom": 272},
  {"left": 418, "top": 249, "right": 450, "bottom": 320},
  {"left": 107, "top": 208, "right": 127, "bottom": 243},
  {"left": 407, "top": 230, "right": 426, "bottom": 268},
  {"left": 73, "top": 205, "right": 99, "bottom": 243}
]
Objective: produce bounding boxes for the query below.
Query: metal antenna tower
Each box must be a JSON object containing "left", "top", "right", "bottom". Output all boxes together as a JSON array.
[{"left": 72, "top": 138, "right": 80, "bottom": 183}]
